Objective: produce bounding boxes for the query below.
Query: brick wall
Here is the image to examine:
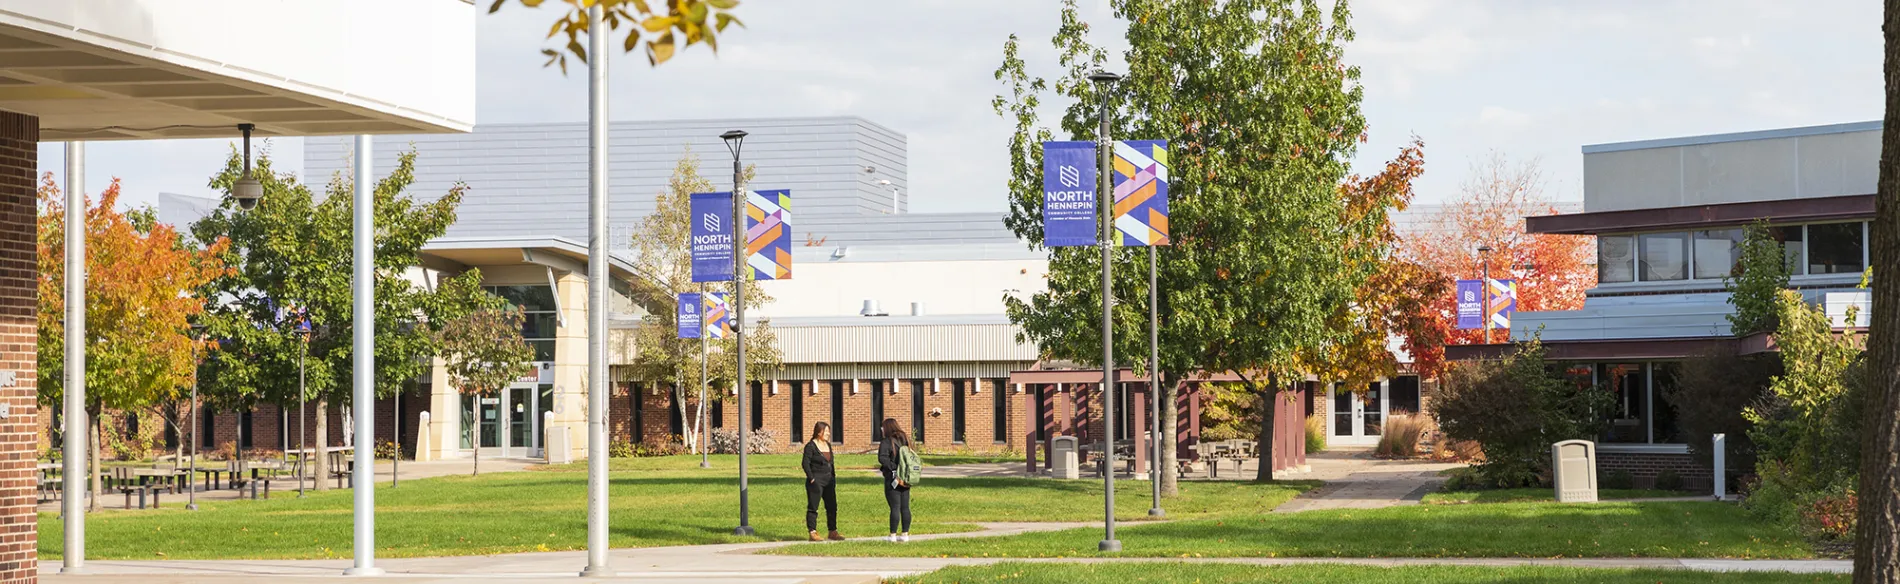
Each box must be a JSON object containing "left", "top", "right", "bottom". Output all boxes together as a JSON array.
[
  {"left": 1598, "top": 451, "right": 1712, "bottom": 490},
  {"left": 0, "top": 110, "right": 37, "bottom": 583}
]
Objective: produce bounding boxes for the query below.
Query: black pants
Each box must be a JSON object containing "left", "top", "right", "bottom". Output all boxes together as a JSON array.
[
  {"left": 806, "top": 481, "right": 838, "bottom": 532},
  {"left": 883, "top": 480, "right": 912, "bottom": 533}
]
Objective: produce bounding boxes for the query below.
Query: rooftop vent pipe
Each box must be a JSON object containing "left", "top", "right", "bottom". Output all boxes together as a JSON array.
[{"left": 860, "top": 300, "right": 887, "bottom": 317}]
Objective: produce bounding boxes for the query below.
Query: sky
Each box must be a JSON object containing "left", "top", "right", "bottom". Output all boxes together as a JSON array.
[{"left": 36, "top": 0, "right": 1884, "bottom": 215}]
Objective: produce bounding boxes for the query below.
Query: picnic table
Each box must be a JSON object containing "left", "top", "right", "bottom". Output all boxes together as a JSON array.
[
  {"left": 111, "top": 466, "right": 185, "bottom": 509},
  {"left": 1191, "top": 439, "right": 1257, "bottom": 478},
  {"left": 228, "top": 459, "right": 289, "bottom": 499}
]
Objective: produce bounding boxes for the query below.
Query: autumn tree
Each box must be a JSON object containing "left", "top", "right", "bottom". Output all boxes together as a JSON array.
[
  {"left": 621, "top": 150, "right": 781, "bottom": 452},
  {"left": 191, "top": 149, "right": 491, "bottom": 489},
  {"left": 438, "top": 305, "right": 534, "bottom": 475},
  {"left": 1854, "top": 0, "right": 1900, "bottom": 577},
  {"left": 1399, "top": 154, "right": 1595, "bottom": 377},
  {"left": 488, "top": 0, "right": 743, "bottom": 72},
  {"left": 38, "top": 175, "right": 230, "bottom": 510},
  {"left": 999, "top": 0, "right": 1376, "bottom": 485}
]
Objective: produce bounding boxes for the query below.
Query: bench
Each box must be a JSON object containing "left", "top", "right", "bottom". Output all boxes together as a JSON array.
[{"left": 111, "top": 467, "right": 165, "bottom": 509}]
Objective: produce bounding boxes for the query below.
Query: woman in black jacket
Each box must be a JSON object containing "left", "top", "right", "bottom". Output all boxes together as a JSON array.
[
  {"left": 876, "top": 417, "right": 913, "bottom": 543},
  {"left": 801, "top": 421, "right": 843, "bottom": 541}
]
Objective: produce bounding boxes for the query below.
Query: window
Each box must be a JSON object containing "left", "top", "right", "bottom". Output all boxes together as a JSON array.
[
  {"left": 1692, "top": 228, "right": 1744, "bottom": 279},
  {"left": 750, "top": 381, "right": 764, "bottom": 431},
  {"left": 711, "top": 399, "right": 723, "bottom": 429},
  {"left": 991, "top": 378, "right": 1010, "bottom": 444},
  {"left": 1638, "top": 232, "right": 1689, "bottom": 281},
  {"left": 870, "top": 381, "right": 886, "bottom": 442},
  {"left": 910, "top": 379, "right": 927, "bottom": 443},
  {"left": 1034, "top": 385, "right": 1049, "bottom": 441},
  {"left": 1598, "top": 235, "right": 1635, "bottom": 283},
  {"left": 829, "top": 380, "right": 846, "bottom": 442},
  {"left": 1773, "top": 226, "right": 1806, "bottom": 275},
  {"left": 951, "top": 379, "right": 967, "bottom": 444},
  {"left": 790, "top": 381, "right": 804, "bottom": 443},
  {"left": 1331, "top": 384, "right": 1352, "bottom": 437},
  {"left": 202, "top": 411, "right": 216, "bottom": 448},
  {"left": 124, "top": 413, "right": 139, "bottom": 437},
  {"left": 630, "top": 382, "right": 644, "bottom": 443},
  {"left": 1807, "top": 222, "right": 1865, "bottom": 274},
  {"left": 1651, "top": 363, "right": 1681, "bottom": 443},
  {"left": 1598, "top": 363, "right": 1647, "bottom": 444},
  {"left": 164, "top": 417, "right": 178, "bottom": 450},
  {"left": 1389, "top": 376, "right": 1421, "bottom": 414},
  {"left": 667, "top": 386, "right": 684, "bottom": 437},
  {"left": 485, "top": 285, "right": 557, "bottom": 361}
]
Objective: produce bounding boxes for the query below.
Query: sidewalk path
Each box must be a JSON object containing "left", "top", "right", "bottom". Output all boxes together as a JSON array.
[
  {"left": 1272, "top": 448, "right": 1463, "bottom": 513},
  {"left": 38, "top": 457, "right": 540, "bottom": 513}
]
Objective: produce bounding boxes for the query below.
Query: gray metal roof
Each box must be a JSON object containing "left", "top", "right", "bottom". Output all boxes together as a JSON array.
[
  {"left": 1582, "top": 121, "right": 1881, "bottom": 154},
  {"left": 770, "top": 317, "right": 1035, "bottom": 364}
]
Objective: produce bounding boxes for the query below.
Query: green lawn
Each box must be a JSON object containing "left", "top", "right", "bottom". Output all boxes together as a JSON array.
[
  {"left": 1423, "top": 488, "right": 1692, "bottom": 504},
  {"left": 778, "top": 500, "right": 1812, "bottom": 559},
  {"left": 893, "top": 563, "right": 1846, "bottom": 584},
  {"left": 40, "top": 454, "right": 1309, "bottom": 561}
]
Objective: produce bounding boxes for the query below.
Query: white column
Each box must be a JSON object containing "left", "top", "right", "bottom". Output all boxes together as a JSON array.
[
  {"left": 580, "top": 0, "right": 613, "bottom": 575},
  {"left": 344, "top": 135, "right": 383, "bottom": 576},
  {"left": 60, "top": 141, "right": 85, "bottom": 574}
]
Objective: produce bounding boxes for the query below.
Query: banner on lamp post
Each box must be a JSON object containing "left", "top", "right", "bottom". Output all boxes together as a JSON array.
[
  {"left": 1042, "top": 141, "right": 1098, "bottom": 247},
  {"left": 677, "top": 292, "right": 702, "bottom": 339},
  {"left": 745, "top": 189, "right": 792, "bottom": 280},
  {"left": 1455, "top": 279, "right": 1483, "bottom": 330},
  {"left": 705, "top": 292, "right": 731, "bottom": 340},
  {"left": 690, "top": 192, "right": 735, "bottom": 283},
  {"left": 1487, "top": 278, "right": 1517, "bottom": 329},
  {"left": 1455, "top": 278, "right": 1518, "bottom": 330},
  {"left": 1111, "top": 140, "right": 1170, "bottom": 246}
]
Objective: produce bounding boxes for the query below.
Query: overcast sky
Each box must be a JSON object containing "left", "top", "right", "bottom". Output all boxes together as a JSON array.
[{"left": 37, "top": 0, "right": 1883, "bottom": 215}]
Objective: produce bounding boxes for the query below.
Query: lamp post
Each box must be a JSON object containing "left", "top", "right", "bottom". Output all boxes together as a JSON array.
[
  {"left": 1147, "top": 246, "right": 1164, "bottom": 518},
  {"left": 721, "top": 129, "right": 755, "bottom": 537},
  {"left": 343, "top": 133, "right": 383, "bottom": 577},
  {"left": 1087, "top": 69, "right": 1122, "bottom": 553},
  {"left": 298, "top": 315, "right": 309, "bottom": 498},
  {"left": 187, "top": 324, "right": 206, "bottom": 511},
  {"left": 61, "top": 141, "right": 85, "bottom": 574},
  {"left": 699, "top": 282, "right": 710, "bottom": 469},
  {"left": 580, "top": 0, "right": 614, "bottom": 576},
  {"left": 1477, "top": 245, "right": 1493, "bottom": 345}
]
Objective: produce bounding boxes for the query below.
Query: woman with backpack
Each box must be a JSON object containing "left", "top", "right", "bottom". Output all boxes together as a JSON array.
[
  {"left": 877, "top": 417, "right": 919, "bottom": 542},
  {"left": 801, "top": 421, "right": 844, "bottom": 542}
]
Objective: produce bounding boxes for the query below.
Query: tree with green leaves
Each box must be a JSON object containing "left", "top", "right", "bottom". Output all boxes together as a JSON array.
[
  {"left": 438, "top": 305, "right": 534, "bottom": 475},
  {"left": 996, "top": 0, "right": 1376, "bottom": 486},
  {"left": 1858, "top": 1, "right": 1900, "bottom": 576},
  {"left": 1726, "top": 221, "right": 1793, "bottom": 336},
  {"left": 190, "top": 149, "right": 492, "bottom": 489},
  {"left": 621, "top": 150, "right": 781, "bottom": 452},
  {"left": 489, "top": 0, "right": 743, "bottom": 73}
]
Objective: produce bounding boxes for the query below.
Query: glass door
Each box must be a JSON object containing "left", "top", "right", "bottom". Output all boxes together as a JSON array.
[{"left": 1327, "top": 381, "right": 1389, "bottom": 447}]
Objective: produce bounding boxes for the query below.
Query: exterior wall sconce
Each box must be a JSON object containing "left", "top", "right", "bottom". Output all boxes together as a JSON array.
[{"left": 769, "top": 383, "right": 779, "bottom": 396}]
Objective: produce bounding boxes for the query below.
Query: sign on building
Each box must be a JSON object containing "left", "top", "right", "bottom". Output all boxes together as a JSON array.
[
  {"left": 677, "top": 292, "right": 701, "bottom": 339},
  {"left": 746, "top": 189, "right": 792, "bottom": 280},
  {"left": 1041, "top": 141, "right": 1098, "bottom": 247},
  {"left": 1111, "top": 140, "right": 1170, "bottom": 247},
  {"left": 690, "top": 192, "right": 735, "bottom": 283}
]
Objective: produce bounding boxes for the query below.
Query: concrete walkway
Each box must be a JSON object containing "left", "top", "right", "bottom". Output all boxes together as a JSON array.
[
  {"left": 38, "top": 457, "right": 541, "bottom": 512},
  {"left": 1272, "top": 448, "right": 1463, "bottom": 513}
]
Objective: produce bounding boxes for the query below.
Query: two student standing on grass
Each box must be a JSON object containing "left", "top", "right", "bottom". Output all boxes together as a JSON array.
[{"left": 800, "top": 417, "right": 922, "bottom": 543}]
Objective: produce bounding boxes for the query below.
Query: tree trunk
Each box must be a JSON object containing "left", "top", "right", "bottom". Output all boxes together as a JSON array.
[
  {"left": 88, "top": 411, "right": 102, "bottom": 512},
  {"left": 1159, "top": 375, "right": 1181, "bottom": 497},
  {"left": 470, "top": 418, "right": 480, "bottom": 476},
  {"left": 314, "top": 400, "right": 331, "bottom": 491},
  {"left": 1854, "top": 1, "right": 1900, "bottom": 579},
  {"left": 1254, "top": 373, "right": 1278, "bottom": 483}
]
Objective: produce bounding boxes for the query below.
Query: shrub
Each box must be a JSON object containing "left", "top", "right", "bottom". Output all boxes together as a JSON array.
[
  {"left": 709, "top": 428, "right": 780, "bottom": 454},
  {"left": 1303, "top": 415, "right": 1326, "bottom": 453},
  {"left": 1665, "top": 349, "right": 1779, "bottom": 472},
  {"left": 374, "top": 439, "right": 403, "bottom": 461},
  {"left": 1653, "top": 468, "right": 1684, "bottom": 491},
  {"left": 637, "top": 434, "right": 686, "bottom": 457},
  {"left": 1602, "top": 469, "right": 1635, "bottom": 490},
  {"left": 1433, "top": 438, "right": 1483, "bottom": 463},
  {"left": 1432, "top": 338, "right": 1613, "bottom": 488},
  {"left": 1374, "top": 414, "right": 1425, "bottom": 458},
  {"left": 608, "top": 440, "right": 636, "bottom": 458},
  {"left": 1800, "top": 489, "right": 1858, "bottom": 541}
]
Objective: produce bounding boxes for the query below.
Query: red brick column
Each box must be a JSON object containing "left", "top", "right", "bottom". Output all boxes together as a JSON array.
[{"left": 0, "top": 110, "right": 39, "bottom": 583}]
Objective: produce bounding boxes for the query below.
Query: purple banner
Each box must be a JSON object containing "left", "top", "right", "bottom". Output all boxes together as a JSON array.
[
  {"left": 1042, "top": 141, "right": 1098, "bottom": 247},
  {"left": 1455, "top": 279, "right": 1483, "bottom": 330},
  {"left": 690, "top": 192, "right": 734, "bottom": 283}
]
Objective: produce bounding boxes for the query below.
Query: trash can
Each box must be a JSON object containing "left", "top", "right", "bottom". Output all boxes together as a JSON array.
[
  {"left": 1551, "top": 439, "right": 1598, "bottom": 503},
  {"left": 1051, "top": 436, "right": 1080, "bottom": 480}
]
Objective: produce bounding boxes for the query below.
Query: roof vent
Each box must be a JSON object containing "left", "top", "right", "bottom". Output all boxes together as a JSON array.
[
  {"left": 860, "top": 299, "right": 888, "bottom": 317},
  {"left": 910, "top": 302, "right": 927, "bottom": 316}
]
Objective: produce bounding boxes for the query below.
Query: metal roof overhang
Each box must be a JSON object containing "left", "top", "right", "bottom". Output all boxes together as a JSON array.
[
  {"left": 1443, "top": 332, "right": 1779, "bottom": 362},
  {"left": 420, "top": 236, "right": 647, "bottom": 284},
  {"left": 1525, "top": 194, "right": 1874, "bottom": 236}
]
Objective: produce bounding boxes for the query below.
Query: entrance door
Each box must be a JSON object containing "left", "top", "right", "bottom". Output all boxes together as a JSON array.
[
  {"left": 465, "top": 383, "right": 545, "bottom": 458},
  {"left": 1328, "top": 381, "right": 1389, "bottom": 447}
]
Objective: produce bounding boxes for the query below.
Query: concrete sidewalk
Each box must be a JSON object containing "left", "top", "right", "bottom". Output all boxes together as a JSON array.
[{"left": 38, "top": 457, "right": 540, "bottom": 513}]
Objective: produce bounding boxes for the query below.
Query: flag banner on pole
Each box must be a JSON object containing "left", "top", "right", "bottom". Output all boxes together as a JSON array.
[
  {"left": 1111, "top": 140, "right": 1170, "bottom": 246},
  {"left": 677, "top": 292, "right": 702, "bottom": 339},
  {"left": 705, "top": 292, "right": 731, "bottom": 340},
  {"left": 690, "top": 192, "right": 735, "bottom": 283},
  {"left": 1041, "top": 141, "right": 1098, "bottom": 247},
  {"left": 745, "top": 189, "right": 792, "bottom": 280},
  {"left": 1487, "top": 278, "right": 1517, "bottom": 329},
  {"left": 1455, "top": 279, "right": 1483, "bottom": 330}
]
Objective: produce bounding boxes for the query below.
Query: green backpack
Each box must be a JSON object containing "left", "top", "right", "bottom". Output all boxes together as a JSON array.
[{"left": 896, "top": 444, "right": 923, "bottom": 486}]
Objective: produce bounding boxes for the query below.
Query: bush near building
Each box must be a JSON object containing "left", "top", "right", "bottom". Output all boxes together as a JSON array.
[
  {"left": 1431, "top": 339, "right": 1612, "bottom": 488},
  {"left": 1740, "top": 290, "right": 1866, "bottom": 543}
]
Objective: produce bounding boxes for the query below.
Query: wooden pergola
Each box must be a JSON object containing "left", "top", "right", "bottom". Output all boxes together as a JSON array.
[{"left": 1006, "top": 369, "right": 1308, "bottom": 477}]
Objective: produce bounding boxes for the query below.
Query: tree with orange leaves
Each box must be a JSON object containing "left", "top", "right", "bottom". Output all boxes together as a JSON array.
[
  {"left": 1399, "top": 154, "right": 1595, "bottom": 378},
  {"left": 37, "top": 174, "right": 231, "bottom": 510}
]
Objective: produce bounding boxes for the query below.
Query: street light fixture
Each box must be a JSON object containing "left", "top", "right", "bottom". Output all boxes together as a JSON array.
[
  {"left": 1087, "top": 69, "right": 1123, "bottom": 554},
  {"left": 1477, "top": 245, "right": 1494, "bottom": 345},
  {"left": 720, "top": 129, "right": 756, "bottom": 537}
]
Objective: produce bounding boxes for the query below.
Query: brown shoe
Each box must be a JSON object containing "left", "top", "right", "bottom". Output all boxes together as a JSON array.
[
  {"left": 827, "top": 531, "right": 845, "bottom": 541},
  {"left": 808, "top": 530, "right": 823, "bottom": 542}
]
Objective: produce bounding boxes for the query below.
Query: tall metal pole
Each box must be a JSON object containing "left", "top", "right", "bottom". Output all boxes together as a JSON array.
[
  {"left": 1090, "top": 71, "right": 1121, "bottom": 553},
  {"left": 699, "top": 282, "right": 710, "bottom": 468},
  {"left": 343, "top": 135, "right": 383, "bottom": 577},
  {"left": 725, "top": 131, "right": 755, "bottom": 537},
  {"left": 61, "top": 141, "right": 86, "bottom": 574},
  {"left": 299, "top": 337, "right": 307, "bottom": 498},
  {"left": 1479, "top": 247, "right": 1492, "bottom": 345},
  {"left": 581, "top": 1, "right": 614, "bottom": 576},
  {"left": 188, "top": 339, "right": 199, "bottom": 511},
  {"left": 1147, "top": 246, "right": 1164, "bottom": 517},
  {"left": 392, "top": 386, "right": 400, "bottom": 488}
]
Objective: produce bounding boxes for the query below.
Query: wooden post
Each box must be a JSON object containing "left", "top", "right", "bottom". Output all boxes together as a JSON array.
[
  {"left": 1133, "top": 386, "right": 1149, "bottom": 476},
  {"left": 1023, "top": 384, "right": 1039, "bottom": 474}
]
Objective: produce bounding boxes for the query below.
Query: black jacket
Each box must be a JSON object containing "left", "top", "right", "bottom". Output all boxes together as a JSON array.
[
  {"left": 802, "top": 440, "right": 836, "bottom": 487},
  {"left": 878, "top": 438, "right": 910, "bottom": 489}
]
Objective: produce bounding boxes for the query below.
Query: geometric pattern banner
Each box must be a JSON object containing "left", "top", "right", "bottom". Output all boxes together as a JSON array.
[
  {"left": 1111, "top": 139, "right": 1169, "bottom": 246},
  {"left": 705, "top": 292, "right": 731, "bottom": 340},
  {"left": 1486, "top": 278, "right": 1517, "bottom": 330},
  {"left": 745, "top": 189, "right": 792, "bottom": 280}
]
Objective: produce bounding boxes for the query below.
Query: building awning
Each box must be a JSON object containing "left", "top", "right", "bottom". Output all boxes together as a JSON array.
[
  {"left": 1525, "top": 194, "right": 1873, "bottom": 235},
  {"left": 1444, "top": 332, "right": 1778, "bottom": 362}
]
